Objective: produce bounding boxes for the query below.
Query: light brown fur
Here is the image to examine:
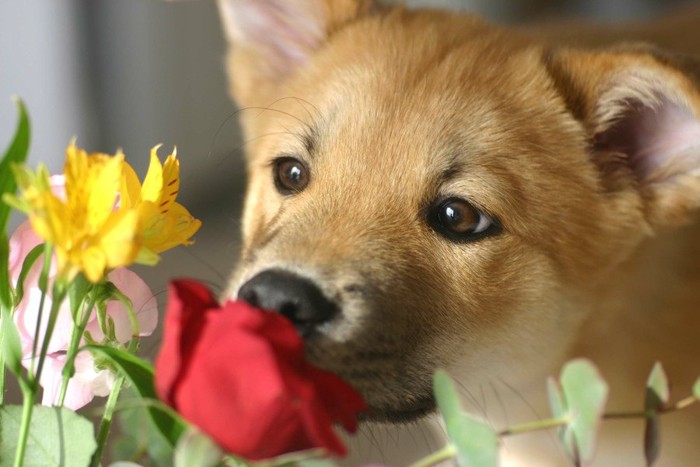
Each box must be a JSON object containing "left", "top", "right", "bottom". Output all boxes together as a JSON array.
[{"left": 216, "top": 1, "right": 700, "bottom": 464}]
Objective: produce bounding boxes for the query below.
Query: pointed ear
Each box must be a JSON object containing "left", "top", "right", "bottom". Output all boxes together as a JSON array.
[
  {"left": 216, "top": 0, "right": 375, "bottom": 107},
  {"left": 547, "top": 46, "right": 700, "bottom": 228}
]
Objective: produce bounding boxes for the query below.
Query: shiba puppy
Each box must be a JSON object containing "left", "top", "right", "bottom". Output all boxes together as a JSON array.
[{"left": 215, "top": 1, "right": 700, "bottom": 464}]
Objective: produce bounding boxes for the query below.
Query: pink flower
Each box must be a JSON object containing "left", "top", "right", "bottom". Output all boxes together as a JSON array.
[{"left": 8, "top": 175, "right": 158, "bottom": 410}]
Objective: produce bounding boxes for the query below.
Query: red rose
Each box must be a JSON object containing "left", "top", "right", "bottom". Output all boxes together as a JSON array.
[{"left": 154, "top": 280, "right": 367, "bottom": 460}]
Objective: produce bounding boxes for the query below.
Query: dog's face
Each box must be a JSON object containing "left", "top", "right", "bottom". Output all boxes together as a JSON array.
[{"left": 217, "top": 1, "right": 700, "bottom": 421}]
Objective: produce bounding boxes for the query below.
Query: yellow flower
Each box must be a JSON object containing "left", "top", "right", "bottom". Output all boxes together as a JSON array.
[
  {"left": 8, "top": 143, "right": 140, "bottom": 282},
  {"left": 6, "top": 142, "right": 201, "bottom": 283},
  {"left": 120, "top": 146, "right": 201, "bottom": 265}
]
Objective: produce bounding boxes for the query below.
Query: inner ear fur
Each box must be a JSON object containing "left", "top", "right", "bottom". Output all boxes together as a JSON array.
[
  {"left": 545, "top": 45, "right": 700, "bottom": 228},
  {"left": 217, "top": 0, "right": 375, "bottom": 108}
]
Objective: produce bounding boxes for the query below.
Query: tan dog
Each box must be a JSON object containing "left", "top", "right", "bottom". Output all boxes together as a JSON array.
[{"left": 215, "top": 1, "right": 700, "bottom": 465}]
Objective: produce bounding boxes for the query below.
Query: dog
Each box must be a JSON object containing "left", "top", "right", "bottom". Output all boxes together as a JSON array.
[{"left": 215, "top": 1, "right": 700, "bottom": 465}]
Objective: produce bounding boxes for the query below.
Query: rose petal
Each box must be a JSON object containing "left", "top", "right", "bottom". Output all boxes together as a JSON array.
[{"left": 154, "top": 280, "right": 218, "bottom": 404}]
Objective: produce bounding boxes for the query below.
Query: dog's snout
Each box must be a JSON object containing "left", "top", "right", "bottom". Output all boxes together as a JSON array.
[{"left": 237, "top": 270, "right": 338, "bottom": 333}]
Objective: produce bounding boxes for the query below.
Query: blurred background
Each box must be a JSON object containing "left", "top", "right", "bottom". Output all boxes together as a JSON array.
[{"left": 0, "top": 0, "right": 694, "bottom": 301}]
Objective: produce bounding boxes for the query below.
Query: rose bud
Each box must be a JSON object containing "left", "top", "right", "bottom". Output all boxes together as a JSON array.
[{"left": 154, "top": 280, "right": 367, "bottom": 460}]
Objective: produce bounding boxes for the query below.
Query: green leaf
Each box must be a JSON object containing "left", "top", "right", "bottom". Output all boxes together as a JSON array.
[
  {"left": 693, "top": 377, "right": 700, "bottom": 400},
  {"left": 85, "top": 344, "right": 187, "bottom": 447},
  {"left": 293, "top": 459, "right": 338, "bottom": 467},
  {"left": 0, "top": 233, "right": 12, "bottom": 315},
  {"left": 12, "top": 243, "right": 44, "bottom": 306},
  {"left": 434, "top": 369, "right": 499, "bottom": 467},
  {"left": 174, "top": 427, "right": 223, "bottom": 467},
  {"left": 256, "top": 449, "right": 331, "bottom": 467},
  {"left": 0, "top": 294, "right": 23, "bottom": 378},
  {"left": 558, "top": 359, "right": 609, "bottom": 464},
  {"left": 646, "top": 362, "right": 670, "bottom": 408},
  {"left": 0, "top": 405, "right": 96, "bottom": 466},
  {"left": 547, "top": 377, "right": 575, "bottom": 458},
  {"left": 112, "top": 387, "right": 174, "bottom": 467},
  {"left": 0, "top": 97, "right": 31, "bottom": 233},
  {"left": 644, "top": 362, "right": 669, "bottom": 466}
]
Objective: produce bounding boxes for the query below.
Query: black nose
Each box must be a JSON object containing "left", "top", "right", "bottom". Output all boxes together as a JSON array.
[{"left": 237, "top": 269, "right": 338, "bottom": 334}]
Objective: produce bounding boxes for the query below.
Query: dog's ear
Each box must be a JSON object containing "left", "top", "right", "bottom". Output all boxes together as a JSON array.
[
  {"left": 217, "top": 0, "right": 375, "bottom": 107},
  {"left": 546, "top": 46, "right": 700, "bottom": 228}
]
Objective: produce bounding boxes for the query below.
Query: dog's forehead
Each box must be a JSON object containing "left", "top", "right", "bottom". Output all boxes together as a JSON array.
[{"left": 270, "top": 25, "right": 581, "bottom": 202}]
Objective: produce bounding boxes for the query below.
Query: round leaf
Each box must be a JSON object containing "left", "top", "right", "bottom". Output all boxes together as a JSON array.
[
  {"left": 559, "top": 359, "right": 609, "bottom": 463},
  {"left": 434, "top": 369, "right": 499, "bottom": 467},
  {"left": 174, "top": 427, "right": 223, "bottom": 467},
  {"left": 0, "top": 405, "right": 96, "bottom": 466}
]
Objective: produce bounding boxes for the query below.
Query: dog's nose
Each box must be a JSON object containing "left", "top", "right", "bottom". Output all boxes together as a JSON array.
[{"left": 237, "top": 269, "right": 338, "bottom": 333}]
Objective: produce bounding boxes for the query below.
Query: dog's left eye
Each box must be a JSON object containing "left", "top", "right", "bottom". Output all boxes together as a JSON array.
[
  {"left": 429, "top": 198, "right": 498, "bottom": 241},
  {"left": 273, "top": 157, "right": 310, "bottom": 195}
]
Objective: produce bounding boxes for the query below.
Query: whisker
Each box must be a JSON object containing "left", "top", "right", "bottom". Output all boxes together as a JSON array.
[
  {"left": 181, "top": 246, "right": 227, "bottom": 284},
  {"left": 490, "top": 379, "right": 509, "bottom": 428},
  {"left": 215, "top": 131, "right": 300, "bottom": 170},
  {"left": 207, "top": 103, "right": 314, "bottom": 164},
  {"left": 498, "top": 377, "right": 568, "bottom": 461},
  {"left": 264, "top": 96, "right": 321, "bottom": 122},
  {"left": 454, "top": 379, "right": 488, "bottom": 419}
]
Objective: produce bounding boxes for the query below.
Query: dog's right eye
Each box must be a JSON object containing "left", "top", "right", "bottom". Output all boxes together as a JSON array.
[
  {"left": 428, "top": 197, "right": 499, "bottom": 242},
  {"left": 273, "top": 157, "right": 310, "bottom": 195}
]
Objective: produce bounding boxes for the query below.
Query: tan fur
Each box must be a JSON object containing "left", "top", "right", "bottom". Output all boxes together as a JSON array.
[{"left": 216, "top": 1, "right": 700, "bottom": 465}]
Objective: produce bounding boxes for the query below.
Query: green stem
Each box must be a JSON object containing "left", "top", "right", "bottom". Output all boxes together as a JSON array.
[
  {"left": 409, "top": 444, "right": 457, "bottom": 467},
  {"left": 14, "top": 277, "right": 66, "bottom": 467},
  {"left": 57, "top": 289, "right": 96, "bottom": 407},
  {"left": 498, "top": 416, "right": 570, "bottom": 437},
  {"left": 605, "top": 394, "right": 698, "bottom": 420},
  {"left": 90, "top": 374, "right": 124, "bottom": 467},
  {"left": 32, "top": 281, "right": 67, "bottom": 390},
  {"left": 89, "top": 331, "right": 139, "bottom": 467},
  {"left": 0, "top": 351, "right": 5, "bottom": 405},
  {"left": 13, "top": 386, "right": 35, "bottom": 467},
  {"left": 28, "top": 243, "right": 52, "bottom": 376}
]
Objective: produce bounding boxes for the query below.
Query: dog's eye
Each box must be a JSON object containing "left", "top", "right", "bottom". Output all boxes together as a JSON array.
[
  {"left": 429, "top": 198, "right": 497, "bottom": 241},
  {"left": 274, "top": 157, "right": 309, "bottom": 195}
]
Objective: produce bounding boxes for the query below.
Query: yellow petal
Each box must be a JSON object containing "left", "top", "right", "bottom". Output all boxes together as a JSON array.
[
  {"left": 80, "top": 246, "right": 108, "bottom": 283},
  {"left": 97, "top": 209, "right": 140, "bottom": 270},
  {"left": 158, "top": 149, "right": 180, "bottom": 213},
  {"left": 64, "top": 142, "right": 88, "bottom": 198},
  {"left": 119, "top": 160, "right": 141, "bottom": 211},
  {"left": 85, "top": 154, "right": 123, "bottom": 232},
  {"left": 140, "top": 146, "right": 164, "bottom": 203},
  {"left": 150, "top": 203, "right": 201, "bottom": 253},
  {"left": 135, "top": 247, "right": 161, "bottom": 266}
]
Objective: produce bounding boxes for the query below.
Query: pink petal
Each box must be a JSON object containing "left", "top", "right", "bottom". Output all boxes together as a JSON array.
[
  {"left": 36, "top": 351, "right": 115, "bottom": 410},
  {"left": 8, "top": 221, "right": 42, "bottom": 281},
  {"left": 85, "top": 268, "right": 158, "bottom": 343},
  {"left": 14, "top": 286, "right": 74, "bottom": 356}
]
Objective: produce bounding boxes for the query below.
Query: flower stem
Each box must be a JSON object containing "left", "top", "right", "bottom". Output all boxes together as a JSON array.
[
  {"left": 13, "top": 385, "right": 35, "bottom": 467},
  {"left": 409, "top": 444, "right": 457, "bottom": 467},
  {"left": 90, "top": 334, "right": 139, "bottom": 466},
  {"left": 14, "top": 279, "right": 67, "bottom": 467},
  {"left": 57, "top": 288, "right": 96, "bottom": 407},
  {"left": 32, "top": 281, "right": 67, "bottom": 390},
  {"left": 90, "top": 373, "right": 124, "bottom": 467},
  {"left": 28, "top": 243, "right": 53, "bottom": 376},
  {"left": 0, "top": 352, "right": 5, "bottom": 405}
]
